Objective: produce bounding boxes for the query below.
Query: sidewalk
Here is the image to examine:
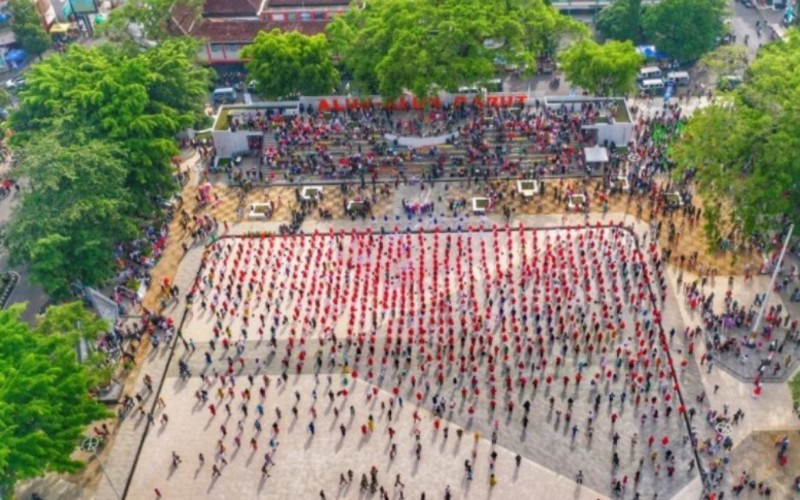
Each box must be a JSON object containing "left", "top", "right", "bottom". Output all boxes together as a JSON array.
[{"left": 93, "top": 244, "right": 206, "bottom": 500}]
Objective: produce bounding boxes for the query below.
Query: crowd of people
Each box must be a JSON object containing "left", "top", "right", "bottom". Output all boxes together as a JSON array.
[
  {"left": 108, "top": 90, "right": 800, "bottom": 499},
  {"left": 216, "top": 99, "right": 635, "bottom": 182},
  {"left": 151, "top": 220, "right": 714, "bottom": 499}
]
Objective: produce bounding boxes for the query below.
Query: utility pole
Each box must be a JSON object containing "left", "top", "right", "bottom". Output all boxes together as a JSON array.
[{"left": 751, "top": 223, "right": 794, "bottom": 336}]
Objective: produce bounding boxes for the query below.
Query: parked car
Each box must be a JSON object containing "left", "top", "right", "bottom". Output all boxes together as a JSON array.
[
  {"left": 718, "top": 75, "right": 743, "bottom": 91},
  {"left": 5, "top": 76, "right": 24, "bottom": 90}
]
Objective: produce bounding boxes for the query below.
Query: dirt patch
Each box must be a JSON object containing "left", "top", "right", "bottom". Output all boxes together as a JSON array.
[{"left": 722, "top": 430, "right": 800, "bottom": 498}]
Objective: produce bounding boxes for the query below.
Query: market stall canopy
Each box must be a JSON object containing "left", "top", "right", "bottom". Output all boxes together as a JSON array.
[
  {"left": 584, "top": 146, "right": 609, "bottom": 164},
  {"left": 636, "top": 45, "right": 669, "bottom": 60},
  {"left": 49, "top": 23, "right": 72, "bottom": 34},
  {"left": 4, "top": 49, "right": 25, "bottom": 65}
]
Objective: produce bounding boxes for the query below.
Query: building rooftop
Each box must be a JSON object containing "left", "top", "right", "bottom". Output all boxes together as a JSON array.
[
  {"left": 169, "top": 16, "right": 328, "bottom": 42},
  {"left": 267, "top": 0, "right": 349, "bottom": 7},
  {"left": 203, "top": 0, "right": 262, "bottom": 17},
  {"left": 199, "top": 18, "right": 328, "bottom": 42}
]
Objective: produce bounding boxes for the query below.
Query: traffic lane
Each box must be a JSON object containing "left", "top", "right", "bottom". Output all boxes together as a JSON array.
[
  {"left": 0, "top": 248, "right": 48, "bottom": 325},
  {"left": 0, "top": 168, "right": 48, "bottom": 325},
  {"left": 729, "top": 2, "right": 760, "bottom": 58},
  {"left": 729, "top": 0, "right": 772, "bottom": 58}
]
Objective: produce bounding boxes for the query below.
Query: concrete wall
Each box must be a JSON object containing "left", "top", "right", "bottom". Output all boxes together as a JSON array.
[
  {"left": 211, "top": 129, "right": 252, "bottom": 158},
  {"left": 589, "top": 122, "right": 634, "bottom": 148},
  {"left": 209, "top": 94, "right": 635, "bottom": 157}
]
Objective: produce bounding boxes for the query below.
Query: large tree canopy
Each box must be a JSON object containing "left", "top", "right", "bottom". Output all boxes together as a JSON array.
[
  {"left": 673, "top": 30, "right": 800, "bottom": 238},
  {"left": 0, "top": 303, "right": 111, "bottom": 492},
  {"left": 8, "top": 40, "right": 210, "bottom": 295},
  {"left": 7, "top": 0, "right": 51, "bottom": 59},
  {"left": 11, "top": 39, "right": 211, "bottom": 207},
  {"left": 5, "top": 138, "right": 137, "bottom": 297},
  {"left": 698, "top": 45, "right": 749, "bottom": 82},
  {"left": 642, "top": 0, "right": 726, "bottom": 63},
  {"left": 595, "top": 0, "right": 643, "bottom": 43},
  {"left": 559, "top": 39, "right": 644, "bottom": 96},
  {"left": 241, "top": 29, "right": 340, "bottom": 99},
  {"left": 327, "top": 0, "right": 586, "bottom": 98}
]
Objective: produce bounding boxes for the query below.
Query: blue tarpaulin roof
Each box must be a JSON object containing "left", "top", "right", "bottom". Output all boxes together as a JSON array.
[
  {"left": 636, "top": 45, "right": 669, "bottom": 60},
  {"left": 5, "top": 49, "right": 25, "bottom": 63}
]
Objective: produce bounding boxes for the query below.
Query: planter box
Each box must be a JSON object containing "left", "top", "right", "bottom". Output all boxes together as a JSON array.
[
  {"left": 347, "top": 200, "right": 366, "bottom": 212},
  {"left": 301, "top": 186, "right": 323, "bottom": 201},
  {"left": 567, "top": 194, "right": 586, "bottom": 211},
  {"left": 664, "top": 192, "right": 683, "bottom": 207},
  {"left": 472, "top": 197, "right": 490, "bottom": 213},
  {"left": 517, "top": 180, "right": 539, "bottom": 197},
  {"left": 248, "top": 202, "right": 273, "bottom": 219}
]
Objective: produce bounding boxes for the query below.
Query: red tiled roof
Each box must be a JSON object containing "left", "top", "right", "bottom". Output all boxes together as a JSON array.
[
  {"left": 203, "top": 0, "right": 261, "bottom": 16},
  {"left": 170, "top": 3, "right": 202, "bottom": 35},
  {"left": 267, "top": 0, "right": 350, "bottom": 7},
  {"left": 189, "top": 19, "right": 329, "bottom": 42}
]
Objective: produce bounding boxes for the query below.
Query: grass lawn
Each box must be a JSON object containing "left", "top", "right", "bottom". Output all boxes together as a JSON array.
[{"left": 790, "top": 372, "right": 800, "bottom": 411}]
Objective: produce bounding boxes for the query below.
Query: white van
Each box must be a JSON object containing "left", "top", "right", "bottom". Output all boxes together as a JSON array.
[
  {"left": 639, "top": 79, "right": 665, "bottom": 94},
  {"left": 212, "top": 87, "right": 237, "bottom": 104},
  {"left": 638, "top": 66, "right": 662, "bottom": 81},
  {"left": 666, "top": 71, "right": 690, "bottom": 86}
]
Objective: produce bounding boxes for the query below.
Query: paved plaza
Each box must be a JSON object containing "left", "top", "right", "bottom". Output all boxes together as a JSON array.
[{"left": 123, "top": 220, "right": 710, "bottom": 499}]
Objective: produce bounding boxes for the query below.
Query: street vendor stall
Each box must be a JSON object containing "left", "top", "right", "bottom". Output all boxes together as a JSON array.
[{"left": 584, "top": 146, "right": 609, "bottom": 171}]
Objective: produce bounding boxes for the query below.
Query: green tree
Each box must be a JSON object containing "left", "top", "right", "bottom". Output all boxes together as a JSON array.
[
  {"left": 596, "top": 0, "right": 643, "bottom": 43},
  {"left": 327, "top": 0, "right": 587, "bottom": 98},
  {"left": 5, "top": 137, "right": 138, "bottom": 297},
  {"left": 8, "top": 0, "right": 51, "bottom": 59},
  {"left": 35, "top": 301, "right": 115, "bottom": 388},
  {"left": 642, "top": 0, "right": 726, "bottom": 63},
  {"left": 698, "top": 45, "right": 749, "bottom": 82},
  {"left": 559, "top": 39, "right": 644, "bottom": 96},
  {"left": 0, "top": 303, "right": 111, "bottom": 492},
  {"left": 241, "top": 29, "right": 340, "bottom": 99},
  {"left": 0, "top": 88, "right": 11, "bottom": 109},
  {"left": 673, "top": 30, "right": 800, "bottom": 238},
  {"left": 102, "top": 0, "right": 205, "bottom": 46},
  {"left": 11, "top": 40, "right": 211, "bottom": 208}
]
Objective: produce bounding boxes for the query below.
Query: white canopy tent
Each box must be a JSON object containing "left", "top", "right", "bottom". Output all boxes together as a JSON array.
[{"left": 584, "top": 146, "right": 609, "bottom": 164}]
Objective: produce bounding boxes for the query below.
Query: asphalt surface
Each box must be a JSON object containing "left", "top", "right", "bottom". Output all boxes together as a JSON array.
[{"left": 0, "top": 163, "right": 48, "bottom": 324}]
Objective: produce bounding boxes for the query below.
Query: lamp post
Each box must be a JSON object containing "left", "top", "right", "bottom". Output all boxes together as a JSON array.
[
  {"left": 68, "top": 0, "right": 97, "bottom": 38},
  {"left": 81, "top": 437, "right": 121, "bottom": 500},
  {"left": 751, "top": 223, "right": 794, "bottom": 336}
]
